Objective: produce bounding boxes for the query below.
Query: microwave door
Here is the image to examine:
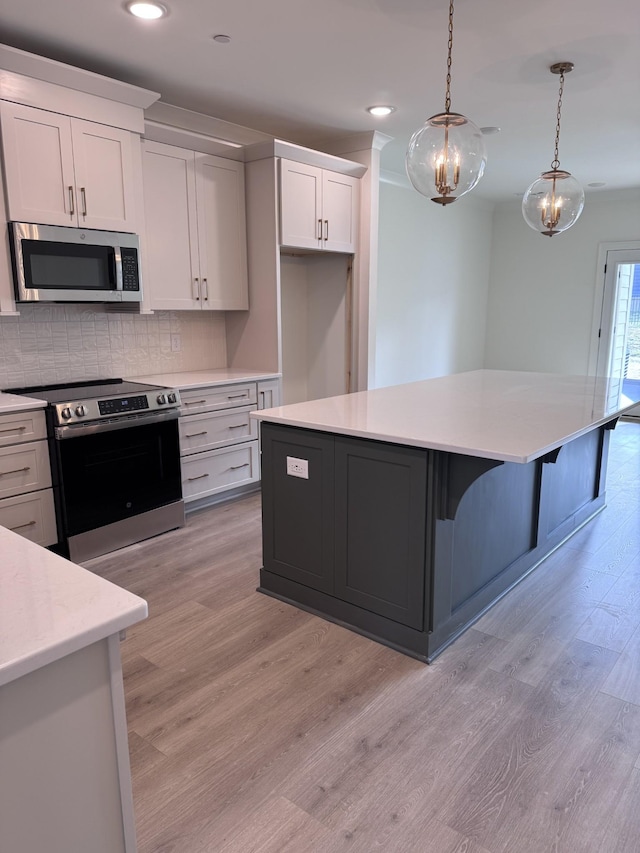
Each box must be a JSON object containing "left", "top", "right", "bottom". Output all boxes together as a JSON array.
[{"left": 15, "top": 238, "right": 123, "bottom": 302}]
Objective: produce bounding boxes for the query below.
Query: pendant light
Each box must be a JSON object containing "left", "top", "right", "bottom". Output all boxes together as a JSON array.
[
  {"left": 522, "top": 62, "right": 584, "bottom": 237},
  {"left": 406, "top": 0, "right": 487, "bottom": 205}
]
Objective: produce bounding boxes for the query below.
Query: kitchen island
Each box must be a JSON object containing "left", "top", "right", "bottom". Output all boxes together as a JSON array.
[
  {"left": 0, "top": 526, "right": 147, "bottom": 852},
  {"left": 253, "top": 370, "right": 634, "bottom": 662}
]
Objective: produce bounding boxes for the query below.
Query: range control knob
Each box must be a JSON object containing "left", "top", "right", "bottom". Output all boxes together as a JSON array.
[
  {"left": 167, "top": 392, "right": 177, "bottom": 403},
  {"left": 75, "top": 405, "right": 87, "bottom": 417},
  {"left": 61, "top": 407, "right": 73, "bottom": 420},
  {"left": 157, "top": 394, "right": 167, "bottom": 405}
]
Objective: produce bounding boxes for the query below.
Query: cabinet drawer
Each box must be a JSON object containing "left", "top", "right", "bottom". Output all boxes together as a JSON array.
[
  {"left": 0, "top": 440, "right": 52, "bottom": 498},
  {"left": 181, "top": 441, "right": 259, "bottom": 502},
  {"left": 0, "top": 410, "right": 47, "bottom": 447},
  {"left": 179, "top": 406, "right": 257, "bottom": 455},
  {"left": 180, "top": 382, "right": 257, "bottom": 414},
  {"left": 0, "top": 488, "right": 57, "bottom": 546}
]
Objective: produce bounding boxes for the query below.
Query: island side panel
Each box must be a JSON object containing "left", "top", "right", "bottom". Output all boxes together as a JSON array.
[{"left": 428, "top": 423, "right": 611, "bottom": 659}]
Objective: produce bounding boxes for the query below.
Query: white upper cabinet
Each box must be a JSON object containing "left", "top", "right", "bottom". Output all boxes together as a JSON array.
[
  {"left": 279, "top": 159, "right": 359, "bottom": 253},
  {"left": 142, "top": 140, "right": 249, "bottom": 311},
  {"left": 0, "top": 101, "right": 138, "bottom": 232}
]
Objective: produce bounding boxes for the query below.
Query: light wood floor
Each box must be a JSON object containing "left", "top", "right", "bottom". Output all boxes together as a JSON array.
[{"left": 89, "top": 420, "right": 640, "bottom": 853}]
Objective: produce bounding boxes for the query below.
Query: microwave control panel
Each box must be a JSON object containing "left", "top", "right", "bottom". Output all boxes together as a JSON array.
[{"left": 120, "top": 247, "right": 140, "bottom": 292}]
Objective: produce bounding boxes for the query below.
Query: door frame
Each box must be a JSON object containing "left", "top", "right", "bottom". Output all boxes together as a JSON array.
[{"left": 588, "top": 240, "right": 640, "bottom": 377}]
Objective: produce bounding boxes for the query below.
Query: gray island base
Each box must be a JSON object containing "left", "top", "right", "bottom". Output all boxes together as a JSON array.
[{"left": 254, "top": 371, "right": 630, "bottom": 662}]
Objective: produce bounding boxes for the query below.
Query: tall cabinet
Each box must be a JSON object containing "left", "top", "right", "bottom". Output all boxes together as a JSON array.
[{"left": 226, "top": 140, "right": 366, "bottom": 406}]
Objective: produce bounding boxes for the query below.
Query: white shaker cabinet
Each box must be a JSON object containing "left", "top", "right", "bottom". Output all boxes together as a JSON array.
[
  {"left": 279, "top": 159, "right": 359, "bottom": 253},
  {"left": 142, "top": 140, "right": 249, "bottom": 311},
  {"left": 0, "top": 101, "right": 138, "bottom": 232},
  {"left": 0, "top": 409, "right": 56, "bottom": 547},
  {"left": 179, "top": 381, "right": 260, "bottom": 505}
]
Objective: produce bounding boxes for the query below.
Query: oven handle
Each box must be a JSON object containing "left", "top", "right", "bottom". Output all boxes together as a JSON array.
[{"left": 54, "top": 408, "right": 179, "bottom": 440}]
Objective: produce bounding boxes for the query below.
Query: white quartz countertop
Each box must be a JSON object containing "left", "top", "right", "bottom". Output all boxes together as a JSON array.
[
  {"left": 128, "top": 369, "right": 281, "bottom": 389},
  {"left": 0, "top": 527, "right": 147, "bottom": 687},
  {"left": 0, "top": 392, "right": 47, "bottom": 415},
  {"left": 252, "top": 370, "right": 636, "bottom": 464}
]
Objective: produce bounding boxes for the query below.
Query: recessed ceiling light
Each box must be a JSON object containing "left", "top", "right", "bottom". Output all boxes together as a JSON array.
[
  {"left": 588, "top": 182, "right": 606, "bottom": 188},
  {"left": 480, "top": 127, "right": 501, "bottom": 135},
  {"left": 367, "top": 105, "right": 396, "bottom": 117},
  {"left": 212, "top": 34, "right": 232, "bottom": 44},
  {"left": 126, "top": 1, "right": 168, "bottom": 19}
]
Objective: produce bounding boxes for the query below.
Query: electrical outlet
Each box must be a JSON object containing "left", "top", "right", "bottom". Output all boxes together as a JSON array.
[
  {"left": 286, "top": 456, "right": 309, "bottom": 479},
  {"left": 171, "top": 334, "right": 181, "bottom": 352}
]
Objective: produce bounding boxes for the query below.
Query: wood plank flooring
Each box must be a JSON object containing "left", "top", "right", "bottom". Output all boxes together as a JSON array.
[{"left": 88, "top": 420, "right": 640, "bottom": 852}]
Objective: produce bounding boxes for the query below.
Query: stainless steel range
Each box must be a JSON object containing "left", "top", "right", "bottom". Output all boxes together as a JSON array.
[{"left": 4, "top": 378, "right": 185, "bottom": 562}]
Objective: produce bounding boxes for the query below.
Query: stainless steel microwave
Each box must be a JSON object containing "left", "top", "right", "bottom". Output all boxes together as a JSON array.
[{"left": 9, "top": 222, "right": 142, "bottom": 304}]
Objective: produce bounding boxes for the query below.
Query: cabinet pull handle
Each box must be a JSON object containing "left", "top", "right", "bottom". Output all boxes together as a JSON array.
[
  {"left": 0, "top": 466, "right": 31, "bottom": 477},
  {"left": 317, "top": 218, "right": 322, "bottom": 240},
  {"left": 185, "top": 431, "right": 208, "bottom": 438},
  {"left": 227, "top": 394, "right": 247, "bottom": 400},
  {"left": 187, "top": 473, "right": 210, "bottom": 481},
  {"left": 230, "top": 463, "right": 250, "bottom": 470},
  {"left": 194, "top": 277, "right": 200, "bottom": 300},
  {"left": 0, "top": 425, "right": 27, "bottom": 434},
  {"left": 228, "top": 423, "right": 247, "bottom": 429},
  {"left": 68, "top": 186, "right": 75, "bottom": 218},
  {"left": 183, "top": 399, "right": 207, "bottom": 406},
  {"left": 202, "top": 277, "right": 208, "bottom": 301},
  {"left": 9, "top": 520, "right": 36, "bottom": 531},
  {"left": 80, "top": 187, "right": 87, "bottom": 217},
  {"left": 324, "top": 219, "right": 329, "bottom": 241}
]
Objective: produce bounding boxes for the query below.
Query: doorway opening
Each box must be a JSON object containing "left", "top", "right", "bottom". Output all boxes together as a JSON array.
[
  {"left": 624, "top": 265, "right": 640, "bottom": 403},
  {"left": 594, "top": 246, "right": 640, "bottom": 415}
]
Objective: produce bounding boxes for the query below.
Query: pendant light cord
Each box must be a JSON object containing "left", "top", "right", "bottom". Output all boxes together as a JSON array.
[
  {"left": 552, "top": 70, "right": 565, "bottom": 170},
  {"left": 444, "top": 0, "right": 454, "bottom": 113}
]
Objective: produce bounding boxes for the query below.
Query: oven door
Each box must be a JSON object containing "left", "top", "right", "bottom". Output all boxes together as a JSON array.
[{"left": 54, "top": 413, "right": 182, "bottom": 538}]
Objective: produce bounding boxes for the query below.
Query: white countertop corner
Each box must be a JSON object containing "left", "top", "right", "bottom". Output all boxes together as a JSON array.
[
  {"left": 0, "top": 392, "right": 48, "bottom": 414},
  {"left": 0, "top": 527, "right": 148, "bottom": 687}
]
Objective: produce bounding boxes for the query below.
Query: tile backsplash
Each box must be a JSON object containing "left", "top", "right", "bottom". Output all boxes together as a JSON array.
[{"left": 0, "top": 305, "right": 227, "bottom": 389}]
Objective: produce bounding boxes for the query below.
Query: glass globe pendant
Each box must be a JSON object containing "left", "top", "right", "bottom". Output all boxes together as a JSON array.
[
  {"left": 522, "top": 62, "right": 585, "bottom": 237},
  {"left": 406, "top": 0, "right": 487, "bottom": 205}
]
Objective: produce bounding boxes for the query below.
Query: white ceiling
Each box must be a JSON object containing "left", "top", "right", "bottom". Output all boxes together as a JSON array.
[{"left": 1, "top": 0, "right": 639, "bottom": 201}]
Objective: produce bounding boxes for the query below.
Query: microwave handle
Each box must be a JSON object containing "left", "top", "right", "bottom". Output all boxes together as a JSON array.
[{"left": 112, "top": 248, "right": 123, "bottom": 291}]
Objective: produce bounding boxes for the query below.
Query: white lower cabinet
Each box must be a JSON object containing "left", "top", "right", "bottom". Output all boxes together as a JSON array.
[
  {"left": 179, "top": 381, "right": 263, "bottom": 507},
  {"left": 181, "top": 442, "right": 260, "bottom": 502},
  {"left": 0, "top": 489, "right": 57, "bottom": 547},
  {"left": 0, "top": 409, "right": 56, "bottom": 546}
]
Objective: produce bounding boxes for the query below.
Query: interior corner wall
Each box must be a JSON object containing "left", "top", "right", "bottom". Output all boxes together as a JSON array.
[
  {"left": 375, "top": 179, "right": 493, "bottom": 388},
  {"left": 484, "top": 189, "right": 640, "bottom": 374}
]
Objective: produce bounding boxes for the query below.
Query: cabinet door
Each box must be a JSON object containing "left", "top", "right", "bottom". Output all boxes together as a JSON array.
[
  {"left": 0, "top": 488, "right": 57, "bottom": 546},
  {"left": 279, "top": 159, "right": 322, "bottom": 250},
  {"left": 195, "top": 154, "right": 249, "bottom": 310},
  {"left": 0, "top": 102, "right": 76, "bottom": 226},
  {"left": 322, "top": 171, "right": 359, "bottom": 253},
  {"left": 142, "top": 141, "right": 201, "bottom": 310},
  {"left": 257, "top": 378, "right": 282, "bottom": 410},
  {"left": 334, "top": 437, "right": 427, "bottom": 629},
  {"left": 261, "top": 423, "right": 335, "bottom": 593},
  {"left": 70, "top": 119, "right": 137, "bottom": 232}
]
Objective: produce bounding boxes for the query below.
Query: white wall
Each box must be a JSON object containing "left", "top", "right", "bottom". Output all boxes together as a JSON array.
[
  {"left": 375, "top": 176, "right": 493, "bottom": 388},
  {"left": 484, "top": 189, "right": 640, "bottom": 374}
]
